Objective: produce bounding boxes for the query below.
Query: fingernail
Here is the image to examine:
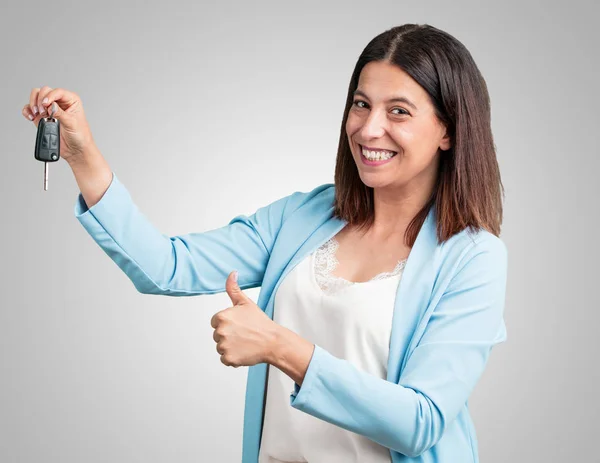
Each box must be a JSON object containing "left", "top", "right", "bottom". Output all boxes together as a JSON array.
[
  {"left": 33, "top": 106, "right": 38, "bottom": 115},
  {"left": 28, "top": 114, "right": 33, "bottom": 120},
  {"left": 49, "top": 103, "right": 56, "bottom": 116},
  {"left": 42, "top": 97, "right": 49, "bottom": 105},
  {"left": 233, "top": 271, "right": 238, "bottom": 283}
]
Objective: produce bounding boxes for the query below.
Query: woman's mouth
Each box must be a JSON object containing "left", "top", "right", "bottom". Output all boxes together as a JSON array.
[{"left": 359, "top": 144, "right": 397, "bottom": 166}]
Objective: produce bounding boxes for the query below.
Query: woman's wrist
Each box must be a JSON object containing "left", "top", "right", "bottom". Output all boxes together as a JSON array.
[
  {"left": 68, "top": 143, "right": 113, "bottom": 209},
  {"left": 67, "top": 140, "right": 101, "bottom": 169},
  {"left": 268, "top": 325, "right": 315, "bottom": 387}
]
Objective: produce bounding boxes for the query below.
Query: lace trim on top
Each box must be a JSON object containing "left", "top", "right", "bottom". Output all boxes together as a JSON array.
[{"left": 314, "top": 236, "right": 407, "bottom": 295}]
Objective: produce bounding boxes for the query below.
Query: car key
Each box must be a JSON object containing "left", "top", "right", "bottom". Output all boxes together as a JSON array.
[{"left": 34, "top": 115, "right": 61, "bottom": 191}]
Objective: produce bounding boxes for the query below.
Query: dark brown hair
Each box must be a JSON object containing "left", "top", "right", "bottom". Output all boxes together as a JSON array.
[{"left": 333, "top": 24, "right": 504, "bottom": 246}]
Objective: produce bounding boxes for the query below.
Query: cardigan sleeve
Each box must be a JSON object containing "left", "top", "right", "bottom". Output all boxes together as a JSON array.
[
  {"left": 289, "top": 235, "right": 508, "bottom": 458},
  {"left": 74, "top": 172, "right": 294, "bottom": 296}
]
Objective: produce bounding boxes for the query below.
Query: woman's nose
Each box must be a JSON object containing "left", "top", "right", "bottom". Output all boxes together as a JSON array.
[{"left": 359, "top": 109, "right": 387, "bottom": 139}]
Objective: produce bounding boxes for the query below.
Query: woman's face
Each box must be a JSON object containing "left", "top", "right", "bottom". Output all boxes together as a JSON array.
[{"left": 346, "top": 61, "right": 451, "bottom": 191}]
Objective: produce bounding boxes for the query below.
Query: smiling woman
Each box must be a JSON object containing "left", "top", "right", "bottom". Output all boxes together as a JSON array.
[
  {"left": 49, "top": 21, "right": 508, "bottom": 463},
  {"left": 335, "top": 26, "right": 503, "bottom": 247},
  {"left": 256, "top": 25, "right": 506, "bottom": 463},
  {"left": 346, "top": 61, "right": 451, "bottom": 197}
]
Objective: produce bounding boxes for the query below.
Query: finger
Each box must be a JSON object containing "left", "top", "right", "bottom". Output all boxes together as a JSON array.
[
  {"left": 48, "top": 102, "right": 59, "bottom": 117},
  {"left": 22, "top": 104, "right": 34, "bottom": 121},
  {"left": 37, "top": 86, "right": 53, "bottom": 116},
  {"left": 220, "top": 354, "right": 238, "bottom": 368},
  {"left": 42, "top": 87, "right": 80, "bottom": 114},
  {"left": 210, "top": 313, "right": 218, "bottom": 329},
  {"left": 216, "top": 343, "right": 224, "bottom": 355},
  {"left": 24, "top": 104, "right": 44, "bottom": 128},
  {"left": 29, "top": 87, "right": 40, "bottom": 117},
  {"left": 211, "top": 308, "right": 232, "bottom": 329},
  {"left": 213, "top": 330, "right": 221, "bottom": 343}
]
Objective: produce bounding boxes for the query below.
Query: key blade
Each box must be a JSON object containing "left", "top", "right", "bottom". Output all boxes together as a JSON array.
[{"left": 44, "top": 162, "right": 48, "bottom": 191}]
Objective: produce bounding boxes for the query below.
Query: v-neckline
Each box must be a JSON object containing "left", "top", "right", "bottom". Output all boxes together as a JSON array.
[
  {"left": 310, "top": 235, "right": 407, "bottom": 298},
  {"left": 320, "top": 235, "right": 407, "bottom": 282}
]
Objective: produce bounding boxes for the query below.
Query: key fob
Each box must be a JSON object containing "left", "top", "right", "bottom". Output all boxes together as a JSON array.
[{"left": 34, "top": 116, "right": 61, "bottom": 162}]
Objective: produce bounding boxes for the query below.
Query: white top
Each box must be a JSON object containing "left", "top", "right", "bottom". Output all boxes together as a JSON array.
[{"left": 258, "top": 234, "right": 407, "bottom": 463}]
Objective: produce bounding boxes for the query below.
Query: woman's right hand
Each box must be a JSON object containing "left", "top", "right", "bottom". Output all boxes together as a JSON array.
[{"left": 22, "top": 86, "right": 96, "bottom": 165}]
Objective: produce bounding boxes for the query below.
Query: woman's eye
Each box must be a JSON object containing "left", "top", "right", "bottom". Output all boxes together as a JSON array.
[
  {"left": 352, "top": 100, "right": 408, "bottom": 116},
  {"left": 392, "top": 108, "right": 409, "bottom": 115}
]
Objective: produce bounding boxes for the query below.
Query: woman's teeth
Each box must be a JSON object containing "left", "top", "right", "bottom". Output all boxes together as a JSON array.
[{"left": 361, "top": 146, "right": 397, "bottom": 161}]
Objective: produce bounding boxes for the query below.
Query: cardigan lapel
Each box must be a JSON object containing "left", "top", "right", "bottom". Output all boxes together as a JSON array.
[
  {"left": 264, "top": 214, "right": 347, "bottom": 319},
  {"left": 386, "top": 204, "right": 439, "bottom": 384},
  {"left": 259, "top": 186, "right": 347, "bottom": 319}
]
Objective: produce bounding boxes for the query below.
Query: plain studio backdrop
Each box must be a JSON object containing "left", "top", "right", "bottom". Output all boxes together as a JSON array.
[{"left": 1, "top": 1, "right": 598, "bottom": 462}]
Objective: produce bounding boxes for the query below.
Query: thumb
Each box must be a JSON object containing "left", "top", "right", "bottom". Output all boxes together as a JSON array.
[
  {"left": 41, "top": 87, "right": 80, "bottom": 124},
  {"left": 225, "top": 270, "right": 249, "bottom": 305},
  {"left": 33, "top": 101, "right": 63, "bottom": 128},
  {"left": 37, "top": 102, "right": 66, "bottom": 127},
  {"left": 42, "top": 101, "right": 77, "bottom": 134},
  {"left": 47, "top": 101, "right": 64, "bottom": 118}
]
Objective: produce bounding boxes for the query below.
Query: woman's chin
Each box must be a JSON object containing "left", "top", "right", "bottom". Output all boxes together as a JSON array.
[{"left": 358, "top": 172, "right": 396, "bottom": 188}]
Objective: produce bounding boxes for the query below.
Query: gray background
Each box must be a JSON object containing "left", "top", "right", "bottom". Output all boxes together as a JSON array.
[{"left": 1, "top": 0, "right": 598, "bottom": 461}]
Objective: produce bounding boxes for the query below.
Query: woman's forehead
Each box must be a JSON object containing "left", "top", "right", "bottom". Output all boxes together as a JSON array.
[{"left": 357, "top": 62, "right": 426, "bottom": 107}]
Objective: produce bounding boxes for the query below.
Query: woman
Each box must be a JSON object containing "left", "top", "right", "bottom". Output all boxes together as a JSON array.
[{"left": 23, "top": 23, "right": 507, "bottom": 463}]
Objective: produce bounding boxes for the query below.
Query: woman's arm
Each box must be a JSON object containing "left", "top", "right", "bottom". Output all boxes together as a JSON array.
[
  {"left": 73, "top": 163, "right": 306, "bottom": 296},
  {"left": 68, "top": 143, "right": 113, "bottom": 209},
  {"left": 275, "top": 236, "right": 508, "bottom": 458}
]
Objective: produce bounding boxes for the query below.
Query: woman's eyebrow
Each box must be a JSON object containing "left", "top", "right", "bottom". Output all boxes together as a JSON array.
[{"left": 353, "top": 89, "right": 418, "bottom": 110}]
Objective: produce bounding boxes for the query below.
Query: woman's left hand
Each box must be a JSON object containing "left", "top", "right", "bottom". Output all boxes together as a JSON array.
[{"left": 211, "top": 271, "right": 280, "bottom": 368}]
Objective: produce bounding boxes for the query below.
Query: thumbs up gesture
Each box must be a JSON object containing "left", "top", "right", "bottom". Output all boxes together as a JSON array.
[{"left": 210, "top": 271, "right": 280, "bottom": 368}]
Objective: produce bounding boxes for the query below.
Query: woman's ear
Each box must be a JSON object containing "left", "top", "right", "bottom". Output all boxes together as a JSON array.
[{"left": 439, "top": 129, "right": 452, "bottom": 152}]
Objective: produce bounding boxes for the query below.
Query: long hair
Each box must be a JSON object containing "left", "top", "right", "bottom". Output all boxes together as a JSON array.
[{"left": 333, "top": 24, "right": 504, "bottom": 246}]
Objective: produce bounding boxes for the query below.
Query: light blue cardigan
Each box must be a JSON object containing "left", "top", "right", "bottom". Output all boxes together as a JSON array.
[{"left": 74, "top": 172, "right": 508, "bottom": 463}]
